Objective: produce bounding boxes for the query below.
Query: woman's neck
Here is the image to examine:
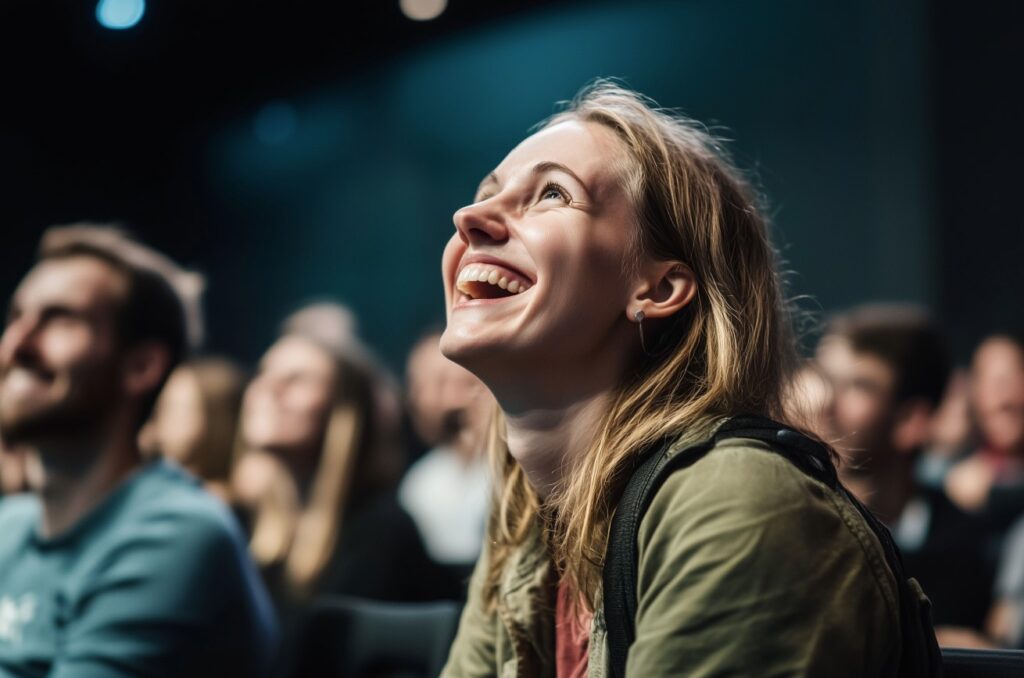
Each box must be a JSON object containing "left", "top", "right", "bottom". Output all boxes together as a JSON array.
[{"left": 503, "top": 390, "right": 614, "bottom": 500}]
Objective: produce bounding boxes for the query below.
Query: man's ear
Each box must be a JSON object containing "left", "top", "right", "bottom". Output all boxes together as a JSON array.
[
  {"left": 892, "top": 399, "right": 934, "bottom": 454},
  {"left": 626, "top": 260, "right": 697, "bottom": 322},
  {"left": 122, "top": 341, "right": 172, "bottom": 399}
]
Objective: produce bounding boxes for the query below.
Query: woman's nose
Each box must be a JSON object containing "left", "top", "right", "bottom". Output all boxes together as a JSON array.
[
  {"left": 453, "top": 200, "right": 509, "bottom": 246},
  {"left": 248, "top": 373, "right": 282, "bottom": 403}
]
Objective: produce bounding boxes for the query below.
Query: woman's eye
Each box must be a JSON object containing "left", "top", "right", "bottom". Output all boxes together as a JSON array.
[{"left": 540, "top": 183, "right": 570, "bottom": 203}]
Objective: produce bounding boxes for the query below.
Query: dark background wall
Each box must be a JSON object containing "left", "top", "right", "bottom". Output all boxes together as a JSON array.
[
  {"left": 0, "top": 0, "right": 1019, "bottom": 371},
  {"left": 933, "top": 1, "right": 1023, "bottom": 359}
]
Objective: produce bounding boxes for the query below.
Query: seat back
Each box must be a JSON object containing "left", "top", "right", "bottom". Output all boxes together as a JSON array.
[
  {"left": 943, "top": 648, "right": 1024, "bottom": 677},
  {"left": 293, "top": 596, "right": 462, "bottom": 677}
]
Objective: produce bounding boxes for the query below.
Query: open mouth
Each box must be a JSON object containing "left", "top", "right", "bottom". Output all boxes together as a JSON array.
[
  {"left": 455, "top": 263, "right": 533, "bottom": 301},
  {"left": 2, "top": 365, "right": 55, "bottom": 383},
  {"left": 0, "top": 366, "right": 55, "bottom": 395}
]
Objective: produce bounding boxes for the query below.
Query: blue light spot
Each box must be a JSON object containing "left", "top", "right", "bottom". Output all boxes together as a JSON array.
[
  {"left": 253, "top": 102, "right": 298, "bottom": 145},
  {"left": 96, "top": 0, "right": 146, "bottom": 30}
]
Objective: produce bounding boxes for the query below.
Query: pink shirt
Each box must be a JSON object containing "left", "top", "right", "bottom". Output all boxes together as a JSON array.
[{"left": 555, "top": 579, "right": 592, "bottom": 678}]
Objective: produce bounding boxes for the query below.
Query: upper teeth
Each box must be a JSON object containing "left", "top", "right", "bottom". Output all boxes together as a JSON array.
[{"left": 456, "top": 264, "right": 532, "bottom": 294}]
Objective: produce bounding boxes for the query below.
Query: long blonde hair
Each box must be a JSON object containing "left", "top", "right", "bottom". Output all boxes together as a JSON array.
[
  {"left": 483, "top": 81, "right": 797, "bottom": 611},
  {"left": 178, "top": 357, "right": 246, "bottom": 484}
]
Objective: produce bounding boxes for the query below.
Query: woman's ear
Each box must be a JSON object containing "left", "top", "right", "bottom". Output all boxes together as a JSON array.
[{"left": 627, "top": 261, "right": 697, "bottom": 321}]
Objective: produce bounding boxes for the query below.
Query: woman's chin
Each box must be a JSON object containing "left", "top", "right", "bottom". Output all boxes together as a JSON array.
[
  {"left": 440, "top": 329, "right": 517, "bottom": 376},
  {"left": 440, "top": 331, "right": 487, "bottom": 364}
]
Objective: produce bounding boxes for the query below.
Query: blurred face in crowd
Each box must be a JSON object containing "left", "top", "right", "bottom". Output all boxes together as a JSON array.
[
  {"left": 816, "top": 334, "right": 897, "bottom": 467},
  {"left": 440, "top": 120, "right": 639, "bottom": 406},
  {"left": 407, "top": 334, "right": 491, "bottom": 448},
  {"left": 242, "top": 335, "right": 335, "bottom": 461},
  {"left": 0, "top": 256, "right": 126, "bottom": 447},
  {"left": 406, "top": 337, "right": 448, "bottom": 446},
  {"left": 971, "top": 336, "right": 1024, "bottom": 456},
  {"left": 785, "top": 364, "right": 836, "bottom": 441},
  {"left": 149, "top": 366, "right": 205, "bottom": 468},
  {"left": 929, "top": 369, "right": 972, "bottom": 453}
]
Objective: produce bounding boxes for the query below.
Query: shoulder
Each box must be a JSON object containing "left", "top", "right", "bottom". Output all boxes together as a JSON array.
[
  {"left": 643, "top": 434, "right": 861, "bottom": 534},
  {"left": 348, "top": 492, "right": 421, "bottom": 541},
  {"left": 47, "top": 463, "right": 277, "bottom": 674},
  {"left": 407, "top": 447, "right": 459, "bottom": 475},
  {"left": 131, "top": 461, "right": 240, "bottom": 533},
  {"left": 400, "top": 449, "right": 457, "bottom": 493},
  {"left": 70, "top": 461, "right": 268, "bottom": 620},
  {"left": 0, "top": 494, "right": 39, "bottom": 550},
  {"left": 0, "top": 493, "right": 39, "bottom": 523},
  {"left": 639, "top": 435, "right": 899, "bottom": 610},
  {"left": 638, "top": 436, "right": 835, "bottom": 562},
  {"left": 625, "top": 436, "right": 902, "bottom": 674},
  {"left": 648, "top": 436, "right": 833, "bottom": 521},
  {"left": 340, "top": 492, "right": 426, "bottom": 571},
  {"left": 101, "top": 461, "right": 249, "bottom": 573}
]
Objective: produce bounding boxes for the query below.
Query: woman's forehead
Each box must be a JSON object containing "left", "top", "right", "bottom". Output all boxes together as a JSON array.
[
  {"left": 493, "top": 119, "right": 624, "bottom": 188},
  {"left": 264, "top": 335, "right": 334, "bottom": 371}
]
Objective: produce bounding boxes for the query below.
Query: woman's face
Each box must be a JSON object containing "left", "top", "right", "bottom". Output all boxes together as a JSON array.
[
  {"left": 440, "top": 120, "right": 639, "bottom": 401},
  {"left": 242, "top": 335, "right": 336, "bottom": 458},
  {"left": 151, "top": 367, "right": 206, "bottom": 467},
  {"left": 971, "top": 337, "right": 1024, "bottom": 454}
]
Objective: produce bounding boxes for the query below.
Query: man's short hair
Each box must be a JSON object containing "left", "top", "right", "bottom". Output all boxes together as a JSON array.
[
  {"left": 38, "top": 224, "right": 204, "bottom": 421},
  {"left": 826, "top": 303, "right": 951, "bottom": 407}
]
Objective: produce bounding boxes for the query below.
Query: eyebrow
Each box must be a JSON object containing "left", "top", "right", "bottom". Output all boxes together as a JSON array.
[
  {"left": 531, "top": 161, "right": 588, "bottom": 192},
  {"left": 475, "top": 161, "right": 592, "bottom": 199}
]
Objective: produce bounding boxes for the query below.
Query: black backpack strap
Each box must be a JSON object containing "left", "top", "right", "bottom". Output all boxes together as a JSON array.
[
  {"left": 603, "top": 416, "right": 942, "bottom": 678},
  {"left": 603, "top": 434, "right": 718, "bottom": 678}
]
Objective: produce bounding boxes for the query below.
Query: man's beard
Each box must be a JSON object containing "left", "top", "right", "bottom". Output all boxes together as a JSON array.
[
  {"left": 1, "top": 397, "right": 110, "bottom": 446},
  {"left": 0, "top": 364, "right": 119, "bottom": 451}
]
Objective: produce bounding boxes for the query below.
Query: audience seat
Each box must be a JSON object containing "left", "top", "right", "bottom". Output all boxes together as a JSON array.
[
  {"left": 292, "top": 596, "right": 462, "bottom": 677},
  {"left": 292, "top": 597, "right": 1024, "bottom": 677},
  {"left": 943, "top": 648, "right": 1024, "bottom": 677}
]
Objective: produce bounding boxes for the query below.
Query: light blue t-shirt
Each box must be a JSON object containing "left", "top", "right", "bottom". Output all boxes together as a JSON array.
[{"left": 0, "top": 460, "right": 278, "bottom": 677}]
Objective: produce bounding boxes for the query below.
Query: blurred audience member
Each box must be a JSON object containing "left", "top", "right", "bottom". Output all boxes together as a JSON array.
[
  {"left": 783, "top": 360, "right": 835, "bottom": 440},
  {"left": 0, "top": 225, "right": 277, "bottom": 676},
  {"left": 140, "top": 357, "right": 246, "bottom": 502},
  {"left": 917, "top": 368, "right": 975, "bottom": 489},
  {"left": 817, "top": 304, "right": 994, "bottom": 630},
  {"left": 233, "top": 303, "right": 442, "bottom": 617},
  {"left": 399, "top": 330, "right": 491, "bottom": 571},
  {"left": 945, "top": 333, "right": 1024, "bottom": 530},
  {"left": 988, "top": 514, "right": 1024, "bottom": 648}
]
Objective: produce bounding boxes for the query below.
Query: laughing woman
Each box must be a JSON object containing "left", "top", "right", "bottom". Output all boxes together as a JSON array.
[{"left": 439, "top": 83, "right": 908, "bottom": 677}]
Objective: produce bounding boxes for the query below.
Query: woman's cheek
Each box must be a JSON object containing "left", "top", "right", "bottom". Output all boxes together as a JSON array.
[{"left": 441, "top": 237, "right": 464, "bottom": 297}]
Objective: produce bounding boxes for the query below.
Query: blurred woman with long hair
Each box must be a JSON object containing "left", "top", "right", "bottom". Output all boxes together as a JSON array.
[
  {"left": 440, "top": 82, "right": 904, "bottom": 676},
  {"left": 142, "top": 356, "right": 246, "bottom": 502},
  {"left": 234, "top": 303, "right": 438, "bottom": 612}
]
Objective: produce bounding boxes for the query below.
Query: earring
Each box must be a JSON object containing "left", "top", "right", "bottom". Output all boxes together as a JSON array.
[{"left": 634, "top": 310, "right": 648, "bottom": 354}]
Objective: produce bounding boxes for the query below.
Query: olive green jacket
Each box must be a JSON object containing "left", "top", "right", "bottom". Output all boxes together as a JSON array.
[{"left": 441, "top": 428, "right": 902, "bottom": 677}]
